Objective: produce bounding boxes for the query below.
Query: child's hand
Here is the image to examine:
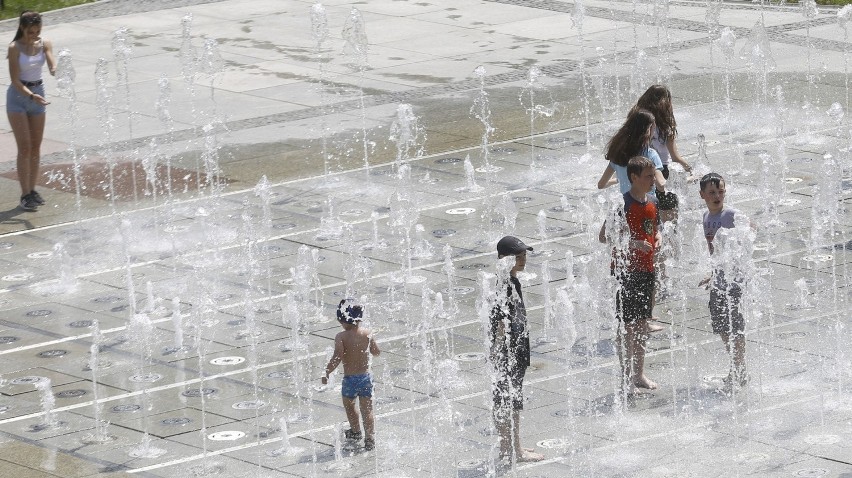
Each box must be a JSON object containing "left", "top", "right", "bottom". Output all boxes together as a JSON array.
[
  {"left": 321, "top": 376, "right": 328, "bottom": 385},
  {"left": 698, "top": 276, "right": 711, "bottom": 288},
  {"left": 630, "top": 239, "right": 652, "bottom": 252}
]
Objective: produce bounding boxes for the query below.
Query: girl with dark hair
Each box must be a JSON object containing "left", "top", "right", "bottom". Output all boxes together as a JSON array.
[
  {"left": 597, "top": 108, "right": 666, "bottom": 195},
  {"left": 7, "top": 10, "right": 56, "bottom": 211},
  {"left": 632, "top": 84, "right": 692, "bottom": 178},
  {"left": 597, "top": 108, "right": 668, "bottom": 334}
]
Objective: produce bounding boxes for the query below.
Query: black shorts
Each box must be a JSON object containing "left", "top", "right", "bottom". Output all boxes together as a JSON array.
[
  {"left": 492, "top": 365, "right": 526, "bottom": 419},
  {"left": 616, "top": 271, "right": 655, "bottom": 324},
  {"left": 710, "top": 282, "right": 744, "bottom": 335}
]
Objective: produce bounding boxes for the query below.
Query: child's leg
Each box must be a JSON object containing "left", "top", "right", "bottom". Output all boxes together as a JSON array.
[
  {"left": 495, "top": 412, "right": 512, "bottom": 460},
  {"left": 724, "top": 333, "right": 747, "bottom": 384},
  {"left": 510, "top": 410, "right": 544, "bottom": 462},
  {"left": 615, "top": 322, "right": 631, "bottom": 396},
  {"left": 719, "top": 332, "right": 747, "bottom": 384},
  {"left": 627, "top": 321, "right": 656, "bottom": 389},
  {"left": 341, "top": 396, "right": 360, "bottom": 433},
  {"left": 358, "top": 396, "right": 375, "bottom": 442}
]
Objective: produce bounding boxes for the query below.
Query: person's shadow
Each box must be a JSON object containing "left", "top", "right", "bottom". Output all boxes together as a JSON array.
[{"left": 0, "top": 207, "right": 36, "bottom": 230}]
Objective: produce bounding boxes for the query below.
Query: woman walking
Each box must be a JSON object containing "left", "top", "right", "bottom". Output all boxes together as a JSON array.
[{"left": 7, "top": 10, "right": 56, "bottom": 211}]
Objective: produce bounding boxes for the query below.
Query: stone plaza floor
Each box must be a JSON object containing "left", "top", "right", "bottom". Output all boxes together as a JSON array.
[{"left": 0, "top": 0, "right": 851, "bottom": 477}]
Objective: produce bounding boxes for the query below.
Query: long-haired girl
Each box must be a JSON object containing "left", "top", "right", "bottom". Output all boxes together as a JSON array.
[
  {"left": 633, "top": 85, "right": 692, "bottom": 178},
  {"left": 597, "top": 108, "right": 666, "bottom": 194},
  {"left": 7, "top": 10, "right": 56, "bottom": 211}
]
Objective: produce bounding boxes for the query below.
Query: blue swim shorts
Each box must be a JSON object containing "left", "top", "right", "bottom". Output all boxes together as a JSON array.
[
  {"left": 341, "top": 373, "right": 373, "bottom": 399},
  {"left": 7, "top": 84, "right": 46, "bottom": 115}
]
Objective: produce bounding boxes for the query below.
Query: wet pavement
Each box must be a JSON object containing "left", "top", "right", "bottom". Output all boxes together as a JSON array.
[{"left": 0, "top": 0, "right": 851, "bottom": 477}]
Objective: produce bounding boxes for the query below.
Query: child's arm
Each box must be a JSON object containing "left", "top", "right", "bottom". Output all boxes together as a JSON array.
[
  {"left": 369, "top": 334, "right": 380, "bottom": 356},
  {"left": 666, "top": 134, "right": 692, "bottom": 173},
  {"left": 321, "top": 334, "right": 344, "bottom": 385},
  {"left": 654, "top": 169, "right": 667, "bottom": 192},
  {"left": 597, "top": 164, "right": 617, "bottom": 189},
  {"left": 598, "top": 221, "right": 608, "bottom": 243}
]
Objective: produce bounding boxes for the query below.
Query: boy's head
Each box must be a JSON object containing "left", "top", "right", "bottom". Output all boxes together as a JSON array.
[
  {"left": 497, "top": 235, "right": 533, "bottom": 276},
  {"left": 699, "top": 172, "right": 726, "bottom": 213},
  {"left": 496, "top": 235, "right": 533, "bottom": 258},
  {"left": 626, "top": 156, "right": 655, "bottom": 192},
  {"left": 699, "top": 172, "right": 723, "bottom": 191},
  {"left": 336, "top": 299, "right": 363, "bottom": 326}
]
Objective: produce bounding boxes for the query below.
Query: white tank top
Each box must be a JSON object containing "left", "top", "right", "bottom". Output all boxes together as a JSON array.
[{"left": 18, "top": 40, "right": 45, "bottom": 82}]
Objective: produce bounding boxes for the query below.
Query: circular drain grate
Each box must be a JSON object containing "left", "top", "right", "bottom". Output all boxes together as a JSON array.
[
  {"left": 778, "top": 198, "right": 801, "bottom": 206},
  {"left": 647, "top": 361, "right": 672, "bottom": 370},
  {"left": 491, "top": 147, "right": 516, "bottom": 154},
  {"left": 162, "top": 417, "right": 192, "bottom": 426},
  {"left": 182, "top": 388, "right": 217, "bottom": 398},
  {"left": 442, "top": 286, "right": 475, "bottom": 295},
  {"left": 456, "top": 459, "right": 484, "bottom": 469},
  {"left": 266, "top": 371, "right": 292, "bottom": 379},
  {"left": 0, "top": 336, "right": 19, "bottom": 344},
  {"left": 454, "top": 352, "right": 485, "bottom": 362},
  {"left": 68, "top": 320, "right": 93, "bottom": 328},
  {"left": 793, "top": 469, "right": 828, "bottom": 477},
  {"left": 56, "top": 389, "right": 86, "bottom": 398},
  {"left": 129, "top": 373, "right": 163, "bottom": 383},
  {"left": 340, "top": 209, "right": 364, "bottom": 217},
  {"left": 26, "top": 309, "right": 53, "bottom": 317},
  {"left": 0, "top": 242, "right": 14, "bottom": 249},
  {"left": 273, "top": 223, "right": 297, "bottom": 230},
  {"left": 460, "top": 263, "right": 488, "bottom": 270},
  {"left": 802, "top": 254, "right": 832, "bottom": 262},
  {"left": 784, "top": 177, "right": 803, "bottom": 184},
  {"left": 432, "top": 229, "right": 456, "bottom": 238},
  {"left": 375, "top": 395, "right": 401, "bottom": 405},
  {"left": 210, "top": 356, "right": 245, "bottom": 366},
  {"left": 512, "top": 196, "right": 532, "bottom": 203},
  {"left": 92, "top": 296, "right": 122, "bottom": 303},
  {"left": 3, "top": 273, "right": 33, "bottom": 281},
  {"left": 804, "top": 434, "right": 839, "bottom": 445},
  {"left": 11, "top": 376, "right": 46, "bottom": 385},
  {"left": 744, "top": 149, "right": 770, "bottom": 156},
  {"left": 446, "top": 207, "right": 476, "bottom": 215},
  {"left": 546, "top": 136, "right": 572, "bottom": 144},
  {"left": 232, "top": 400, "right": 266, "bottom": 410},
  {"left": 208, "top": 431, "right": 245, "bottom": 441},
  {"left": 0, "top": 406, "right": 9, "bottom": 413},
  {"left": 112, "top": 404, "right": 141, "bottom": 413},
  {"left": 38, "top": 350, "right": 67, "bottom": 358},
  {"left": 777, "top": 331, "right": 808, "bottom": 340},
  {"left": 435, "top": 157, "right": 462, "bottom": 164},
  {"left": 26, "top": 251, "right": 53, "bottom": 259}
]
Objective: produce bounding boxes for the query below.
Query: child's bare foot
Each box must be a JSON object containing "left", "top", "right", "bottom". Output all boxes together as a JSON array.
[
  {"left": 645, "top": 321, "right": 665, "bottom": 333},
  {"left": 724, "top": 370, "right": 749, "bottom": 389},
  {"left": 634, "top": 375, "right": 657, "bottom": 390},
  {"left": 517, "top": 449, "right": 545, "bottom": 462}
]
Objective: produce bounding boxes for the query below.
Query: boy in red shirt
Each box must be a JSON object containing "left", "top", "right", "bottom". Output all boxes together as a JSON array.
[{"left": 599, "top": 156, "right": 661, "bottom": 394}]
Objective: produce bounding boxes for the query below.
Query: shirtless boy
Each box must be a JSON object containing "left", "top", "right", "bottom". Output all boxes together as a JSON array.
[{"left": 322, "top": 299, "right": 381, "bottom": 450}]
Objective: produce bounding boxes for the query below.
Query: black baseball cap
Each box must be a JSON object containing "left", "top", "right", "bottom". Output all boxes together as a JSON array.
[{"left": 496, "top": 236, "right": 533, "bottom": 257}]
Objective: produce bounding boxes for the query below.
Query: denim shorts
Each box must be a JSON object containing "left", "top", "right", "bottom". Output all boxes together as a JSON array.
[
  {"left": 7, "top": 83, "right": 46, "bottom": 115},
  {"left": 341, "top": 373, "right": 373, "bottom": 399}
]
